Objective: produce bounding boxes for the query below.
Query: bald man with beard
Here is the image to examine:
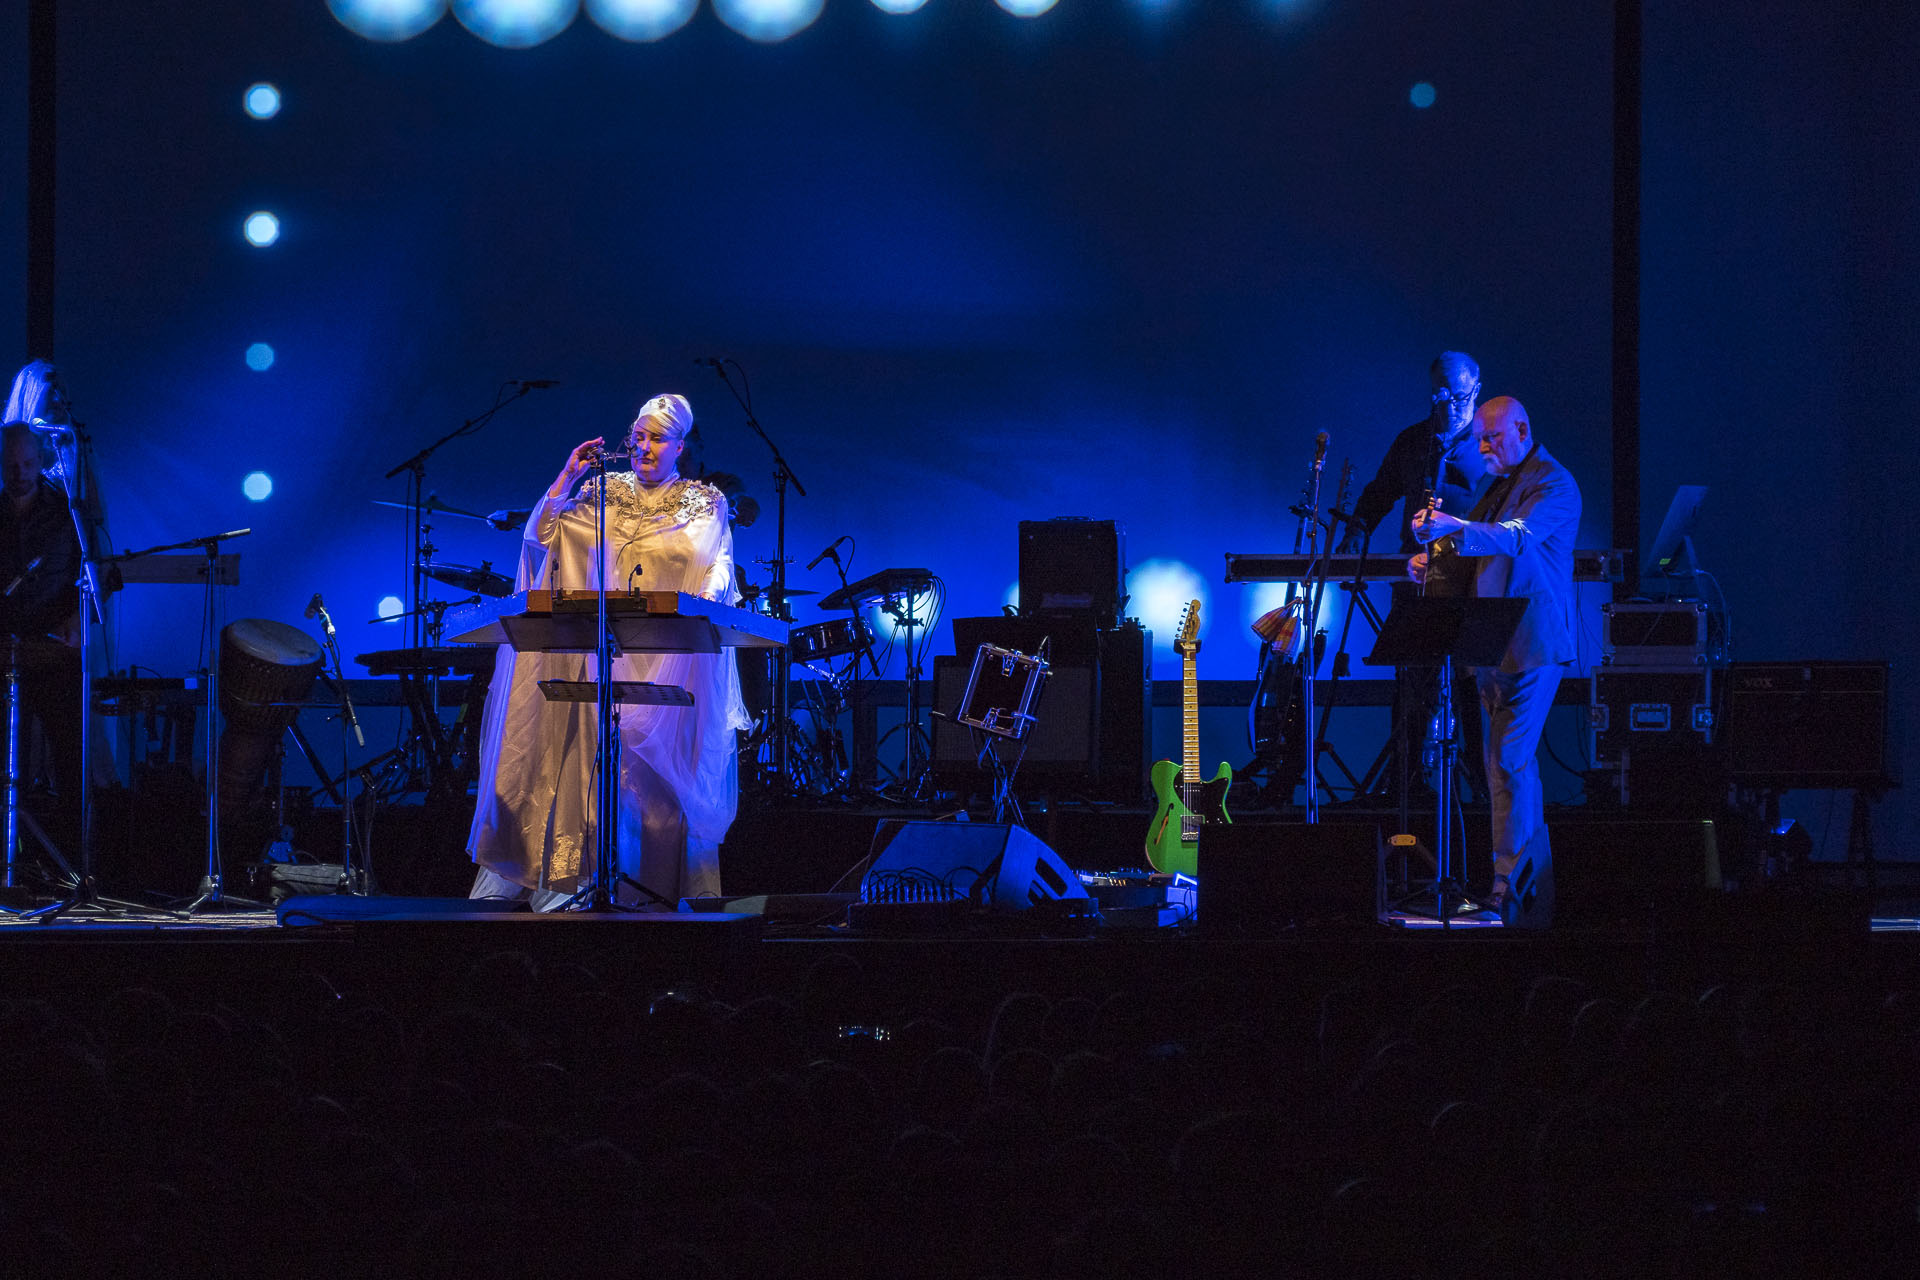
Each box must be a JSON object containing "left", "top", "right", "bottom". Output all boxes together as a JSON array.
[{"left": 1411, "top": 396, "right": 1580, "bottom": 926}]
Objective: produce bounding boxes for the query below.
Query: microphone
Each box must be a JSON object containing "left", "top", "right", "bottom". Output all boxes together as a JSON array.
[
  {"left": 1313, "top": 431, "right": 1329, "bottom": 466},
  {"left": 693, "top": 357, "right": 726, "bottom": 374},
  {"left": 304, "top": 592, "right": 324, "bottom": 620},
  {"left": 517, "top": 379, "right": 559, "bottom": 389},
  {"left": 3, "top": 556, "right": 43, "bottom": 598},
  {"left": 805, "top": 536, "right": 847, "bottom": 571}
]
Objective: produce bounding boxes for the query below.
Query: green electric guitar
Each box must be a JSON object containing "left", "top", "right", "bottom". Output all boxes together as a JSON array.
[{"left": 1145, "top": 599, "right": 1232, "bottom": 876}]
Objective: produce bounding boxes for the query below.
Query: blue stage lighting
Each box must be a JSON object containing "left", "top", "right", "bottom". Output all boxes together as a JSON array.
[
  {"left": 244, "top": 83, "right": 282, "bottom": 120},
  {"left": 245, "top": 343, "right": 276, "bottom": 371},
  {"left": 454, "top": 0, "right": 579, "bottom": 47},
  {"left": 329, "top": 0, "right": 448, "bottom": 42},
  {"left": 377, "top": 595, "right": 406, "bottom": 620},
  {"left": 1410, "top": 81, "right": 1437, "bottom": 109},
  {"left": 586, "top": 0, "right": 696, "bottom": 40},
  {"left": 243, "top": 212, "right": 280, "bottom": 246},
  {"left": 869, "top": 588, "right": 938, "bottom": 644},
  {"left": 996, "top": 0, "right": 1059, "bottom": 16},
  {"left": 712, "top": 0, "right": 824, "bottom": 43},
  {"left": 871, "top": 0, "right": 930, "bottom": 13},
  {"left": 243, "top": 472, "right": 274, "bottom": 502},
  {"left": 1130, "top": 559, "right": 1209, "bottom": 663}
]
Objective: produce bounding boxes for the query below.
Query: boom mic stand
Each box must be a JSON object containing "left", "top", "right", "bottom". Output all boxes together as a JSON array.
[{"left": 701, "top": 358, "right": 806, "bottom": 793}]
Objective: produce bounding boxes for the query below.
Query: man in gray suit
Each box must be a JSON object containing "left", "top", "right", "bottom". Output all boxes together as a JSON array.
[{"left": 1409, "top": 396, "right": 1581, "bottom": 924}]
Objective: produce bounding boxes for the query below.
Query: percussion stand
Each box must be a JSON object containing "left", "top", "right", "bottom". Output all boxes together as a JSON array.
[
  {"left": 309, "top": 600, "right": 367, "bottom": 894},
  {"left": 181, "top": 529, "right": 267, "bottom": 915},
  {"left": 703, "top": 358, "right": 806, "bottom": 794}
]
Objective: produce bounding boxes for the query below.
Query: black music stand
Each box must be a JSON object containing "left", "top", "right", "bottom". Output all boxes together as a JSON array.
[{"left": 1367, "top": 595, "right": 1524, "bottom": 926}]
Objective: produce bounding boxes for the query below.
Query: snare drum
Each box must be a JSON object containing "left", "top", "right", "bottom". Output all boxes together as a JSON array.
[
  {"left": 789, "top": 616, "right": 872, "bottom": 664},
  {"left": 219, "top": 618, "right": 323, "bottom": 732}
]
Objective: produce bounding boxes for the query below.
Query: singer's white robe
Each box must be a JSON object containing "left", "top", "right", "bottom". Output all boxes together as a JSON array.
[{"left": 465, "top": 473, "right": 747, "bottom": 904}]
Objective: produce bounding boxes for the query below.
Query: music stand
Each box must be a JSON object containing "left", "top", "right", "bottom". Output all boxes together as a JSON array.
[{"left": 1367, "top": 595, "right": 1524, "bottom": 926}]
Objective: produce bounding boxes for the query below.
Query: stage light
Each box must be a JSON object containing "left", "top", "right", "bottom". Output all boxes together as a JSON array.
[
  {"left": 1130, "top": 559, "right": 1209, "bottom": 662},
  {"left": 329, "top": 0, "right": 448, "bottom": 42},
  {"left": 377, "top": 595, "right": 406, "bottom": 620},
  {"left": 586, "top": 0, "right": 696, "bottom": 40},
  {"left": 244, "top": 83, "right": 282, "bottom": 119},
  {"left": 454, "top": 0, "right": 579, "bottom": 48},
  {"left": 245, "top": 343, "right": 276, "bottom": 371},
  {"left": 712, "top": 0, "right": 824, "bottom": 42},
  {"left": 243, "top": 212, "right": 281, "bottom": 246},
  {"left": 1410, "top": 81, "right": 1436, "bottom": 109},
  {"left": 870, "top": 0, "right": 930, "bottom": 12},
  {"left": 242, "top": 472, "right": 274, "bottom": 502},
  {"left": 1002, "top": 581, "right": 1020, "bottom": 610},
  {"left": 995, "top": 0, "right": 1059, "bottom": 16}
]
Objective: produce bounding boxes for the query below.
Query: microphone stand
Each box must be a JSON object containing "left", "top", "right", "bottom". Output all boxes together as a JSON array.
[
  {"left": 383, "top": 381, "right": 541, "bottom": 650},
  {"left": 24, "top": 417, "right": 153, "bottom": 920},
  {"left": 310, "top": 602, "right": 366, "bottom": 894},
  {"left": 703, "top": 359, "right": 805, "bottom": 793},
  {"left": 1297, "top": 440, "right": 1329, "bottom": 824}
]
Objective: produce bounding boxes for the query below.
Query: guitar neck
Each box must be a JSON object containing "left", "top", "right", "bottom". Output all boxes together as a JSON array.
[{"left": 1182, "top": 651, "right": 1199, "bottom": 785}]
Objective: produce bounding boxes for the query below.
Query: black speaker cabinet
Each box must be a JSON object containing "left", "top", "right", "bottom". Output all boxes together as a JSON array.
[
  {"left": 1547, "top": 818, "right": 1721, "bottom": 928},
  {"left": 1196, "top": 822, "right": 1382, "bottom": 936},
  {"left": 932, "top": 618, "right": 1150, "bottom": 803},
  {"left": 1723, "top": 661, "right": 1891, "bottom": 790},
  {"left": 1018, "top": 519, "right": 1125, "bottom": 625}
]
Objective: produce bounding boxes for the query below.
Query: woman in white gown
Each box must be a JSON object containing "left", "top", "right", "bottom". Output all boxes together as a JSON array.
[{"left": 467, "top": 393, "right": 749, "bottom": 909}]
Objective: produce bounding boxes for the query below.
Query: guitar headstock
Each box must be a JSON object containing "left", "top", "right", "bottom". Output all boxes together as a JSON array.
[{"left": 1174, "top": 598, "right": 1203, "bottom": 658}]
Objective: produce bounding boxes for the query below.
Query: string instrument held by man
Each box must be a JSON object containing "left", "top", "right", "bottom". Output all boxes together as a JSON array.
[{"left": 1146, "top": 600, "right": 1231, "bottom": 876}]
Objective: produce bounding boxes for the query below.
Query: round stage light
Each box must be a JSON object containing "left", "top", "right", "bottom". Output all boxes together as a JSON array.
[
  {"left": 1410, "top": 81, "right": 1436, "bottom": 109},
  {"left": 243, "top": 211, "right": 281, "bottom": 246},
  {"left": 244, "top": 83, "right": 282, "bottom": 120},
  {"left": 869, "top": 588, "right": 939, "bottom": 643},
  {"left": 377, "top": 595, "right": 406, "bottom": 620},
  {"left": 242, "top": 472, "right": 275, "bottom": 502},
  {"left": 995, "top": 0, "right": 1059, "bottom": 16},
  {"left": 453, "top": 0, "right": 579, "bottom": 47},
  {"left": 870, "top": 0, "right": 930, "bottom": 13},
  {"left": 328, "top": 0, "right": 448, "bottom": 42},
  {"left": 712, "top": 0, "right": 825, "bottom": 43},
  {"left": 1130, "top": 558, "right": 1209, "bottom": 662},
  {"left": 245, "top": 343, "right": 276, "bottom": 371},
  {"left": 586, "top": 0, "right": 697, "bottom": 40}
]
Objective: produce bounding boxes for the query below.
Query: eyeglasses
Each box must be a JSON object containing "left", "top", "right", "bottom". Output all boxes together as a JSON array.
[{"left": 1433, "top": 384, "right": 1479, "bottom": 406}]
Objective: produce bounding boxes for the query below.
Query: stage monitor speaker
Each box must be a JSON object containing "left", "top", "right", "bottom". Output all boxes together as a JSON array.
[
  {"left": 1197, "top": 822, "right": 1382, "bottom": 936},
  {"left": 1546, "top": 818, "right": 1721, "bottom": 928},
  {"left": 864, "top": 820, "right": 1087, "bottom": 911},
  {"left": 1723, "top": 661, "right": 1891, "bottom": 790}
]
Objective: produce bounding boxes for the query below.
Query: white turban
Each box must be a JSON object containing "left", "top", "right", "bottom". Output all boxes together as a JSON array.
[{"left": 634, "top": 393, "right": 694, "bottom": 440}]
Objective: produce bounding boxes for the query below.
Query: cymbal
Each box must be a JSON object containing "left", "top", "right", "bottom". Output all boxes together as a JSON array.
[
  {"left": 422, "top": 561, "right": 513, "bottom": 597},
  {"left": 372, "top": 496, "right": 497, "bottom": 525}
]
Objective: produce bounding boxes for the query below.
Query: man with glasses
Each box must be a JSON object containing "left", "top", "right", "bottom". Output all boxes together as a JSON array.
[
  {"left": 1343, "top": 351, "right": 1491, "bottom": 807},
  {"left": 1348, "top": 351, "right": 1487, "bottom": 559}
]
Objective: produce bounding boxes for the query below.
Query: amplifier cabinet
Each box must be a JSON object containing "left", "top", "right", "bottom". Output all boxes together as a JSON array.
[
  {"left": 1591, "top": 665, "right": 1715, "bottom": 760},
  {"left": 1723, "top": 661, "right": 1891, "bottom": 790},
  {"left": 1601, "top": 600, "right": 1712, "bottom": 667},
  {"left": 932, "top": 618, "right": 1150, "bottom": 802}
]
